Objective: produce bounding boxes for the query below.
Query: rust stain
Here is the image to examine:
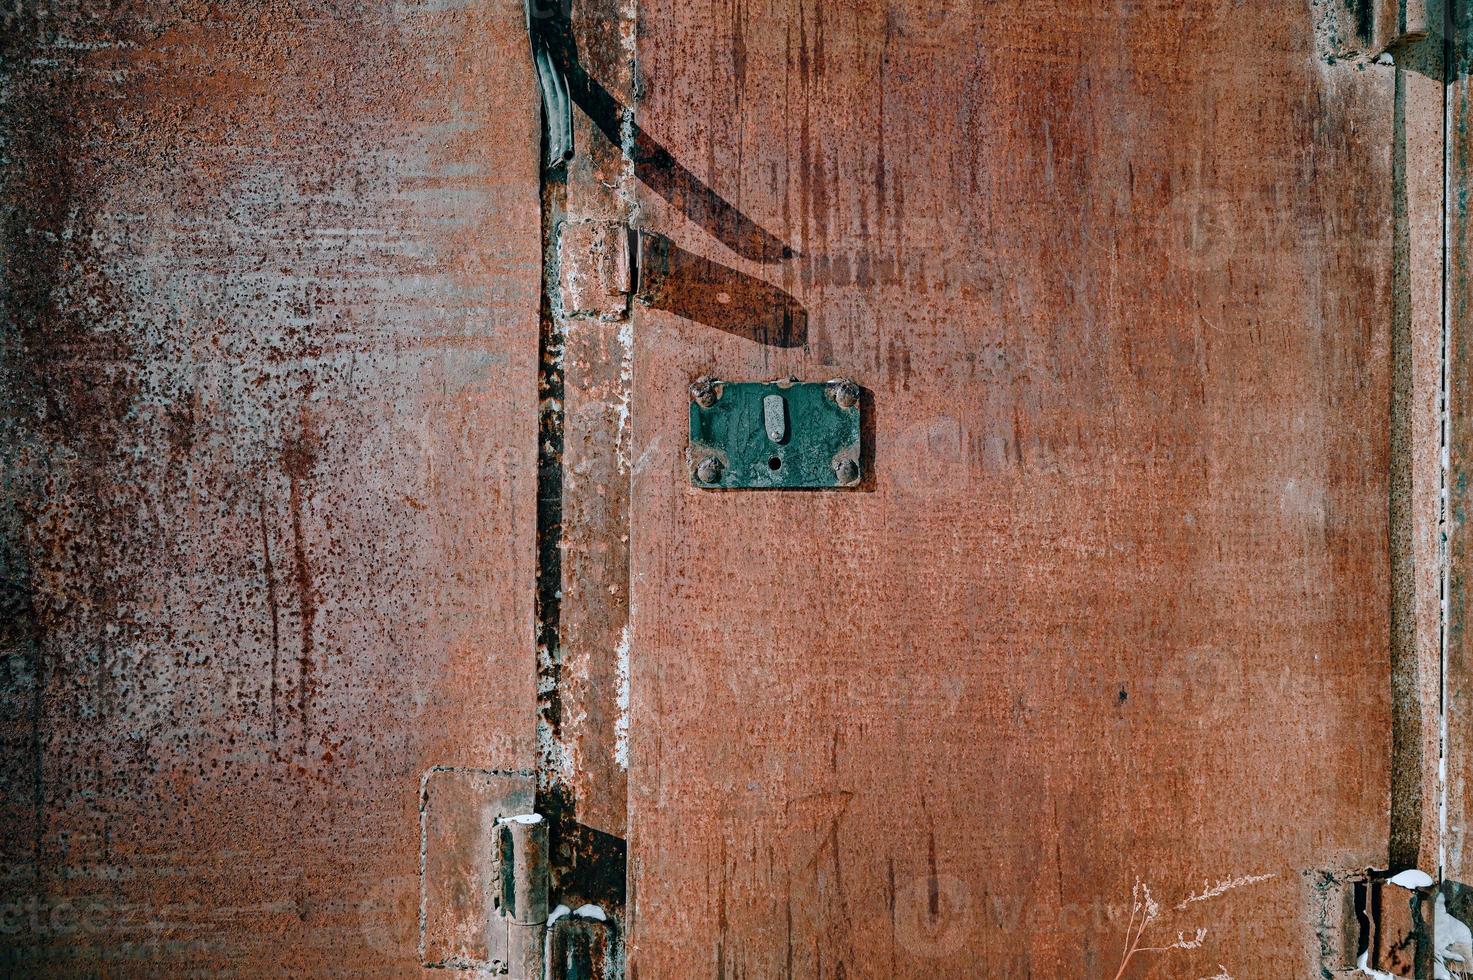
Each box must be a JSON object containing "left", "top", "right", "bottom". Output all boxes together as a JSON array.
[
  {"left": 0, "top": 0, "right": 1454, "bottom": 975},
  {"left": 284, "top": 398, "right": 319, "bottom": 750},
  {"left": 1446, "top": 4, "right": 1473, "bottom": 891},
  {"left": 257, "top": 495, "right": 281, "bottom": 741}
]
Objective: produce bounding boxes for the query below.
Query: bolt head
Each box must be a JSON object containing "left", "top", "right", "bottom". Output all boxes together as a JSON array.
[
  {"left": 832, "top": 458, "right": 860, "bottom": 486},
  {"left": 695, "top": 457, "right": 723, "bottom": 483},
  {"left": 828, "top": 379, "right": 860, "bottom": 409},
  {"left": 690, "top": 375, "right": 721, "bottom": 408}
]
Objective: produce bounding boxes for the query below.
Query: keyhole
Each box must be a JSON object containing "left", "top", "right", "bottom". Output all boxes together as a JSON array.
[{"left": 768, "top": 456, "right": 782, "bottom": 470}]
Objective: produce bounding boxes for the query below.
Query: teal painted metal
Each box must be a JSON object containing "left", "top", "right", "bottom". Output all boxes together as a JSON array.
[{"left": 688, "top": 378, "right": 861, "bottom": 489}]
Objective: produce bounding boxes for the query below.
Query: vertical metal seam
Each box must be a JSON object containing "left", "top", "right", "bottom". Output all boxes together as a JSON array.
[
  {"left": 1391, "top": 55, "right": 1420, "bottom": 873},
  {"left": 531, "top": 0, "right": 573, "bottom": 837},
  {"left": 1439, "top": 0, "right": 1454, "bottom": 884}
]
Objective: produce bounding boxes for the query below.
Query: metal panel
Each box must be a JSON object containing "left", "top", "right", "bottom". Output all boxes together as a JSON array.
[
  {"left": 1388, "top": 23, "right": 1446, "bottom": 878},
  {"left": 1449, "top": 0, "right": 1473, "bottom": 895},
  {"left": 688, "top": 378, "right": 861, "bottom": 490},
  {"left": 626, "top": 1, "right": 1398, "bottom": 975},
  {"left": 421, "top": 768, "right": 536, "bottom": 970},
  {"left": 0, "top": 1, "right": 540, "bottom": 973}
]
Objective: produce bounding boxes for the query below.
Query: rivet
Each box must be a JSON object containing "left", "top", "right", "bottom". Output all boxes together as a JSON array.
[
  {"left": 695, "top": 457, "right": 723, "bottom": 483},
  {"left": 689, "top": 375, "right": 721, "bottom": 408},
  {"left": 828, "top": 379, "right": 860, "bottom": 409}
]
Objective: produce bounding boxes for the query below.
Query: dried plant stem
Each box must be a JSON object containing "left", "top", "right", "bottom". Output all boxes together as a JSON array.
[{"left": 1112, "top": 873, "right": 1271, "bottom": 980}]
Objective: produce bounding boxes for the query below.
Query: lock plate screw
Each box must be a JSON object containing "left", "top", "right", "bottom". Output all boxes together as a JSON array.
[
  {"left": 695, "top": 457, "right": 723, "bottom": 483},
  {"left": 832, "top": 458, "right": 860, "bottom": 486},
  {"left": 690, "top": 375, "right": 721, "bottom": 409},
  {"left": 827, "top": 378, "right": 860, "bottom": 409}
]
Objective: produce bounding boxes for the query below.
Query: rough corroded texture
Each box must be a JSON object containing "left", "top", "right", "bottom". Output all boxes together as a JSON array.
[
  {"left": 421, "top": 768, "right": 535, "bottom": 969},
  {"left": 1450, "top": 0, "right": 1473, "bottom": 890},
  {"left": 1388, "top": 27, "right": 1446, "bottom": 876},
  {"left": 0, "top": 0, "right": 1446, "bottom": 974},
  {"left": 560, "top": 221, "right": 632, "bottom": 318},
  {"left": 550, "top": 0, "right": 637, "bottom": 845},
  {"left": 626, "top": 1, "right": 1396, "bottom": 976},
  {"left": 559, "top": 314, "right": 633, "bottom": 839},
  {"left": 0, "top": 1, "right": 539, "bottom": 973},
  {"left": 1365, "top": 877, "right": 1434, "bottom": 975}
]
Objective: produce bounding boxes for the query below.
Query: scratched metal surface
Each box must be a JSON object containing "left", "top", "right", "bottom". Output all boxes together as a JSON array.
[
  {"left": 0, "top": 1, "right": 539, "bottom": 973},
  {"left": 625, "top": 1, "right": 1395, "bottom": 975}
]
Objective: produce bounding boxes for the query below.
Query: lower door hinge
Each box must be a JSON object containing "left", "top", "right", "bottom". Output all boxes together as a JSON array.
[
  {"left": 1337, "top": 870, "right": 1473, "bottom": 979},
  {"left": 495, "top": 814, "right": 618, "bottom": 979},
  {"left": 419, "top": 769, "right": 618, "bottom": 979}
]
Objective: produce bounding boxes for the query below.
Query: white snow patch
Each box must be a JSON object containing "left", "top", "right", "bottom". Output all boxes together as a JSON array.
[
  {"left": 547, "top": 904, "right": 572, "bottom": 927},
  {"left": 497, "top": 813, "right": 544, "bottom": 826},
  {"left": 573, "top": 904, "right": 608, "bottom": 922},
  {"left": 1358, "top": 950, "right": 1395, "bottom": 979},
  {"left": 1389, "top": 869, "right": 1434, "bottom": 889}
]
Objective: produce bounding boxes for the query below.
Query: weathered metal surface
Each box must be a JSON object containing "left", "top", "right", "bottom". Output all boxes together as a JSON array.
[
  {"left": 557, "top": 315, "right": 634, "bottom": 842},
  {"left": 0, "top": 1, "right": 540, "bottom": 974},
  {"left": 1305, "top": 870, "right": 1364, "bottom": 974},
  {"left": 1321, "top": 0, "right": 1431, "bottom": 59},
  {"left": 560, "top": 220, "right": 633, "bottom": 319},
  {"left": 0, "top": 0, "right": 1453, "bottom": 975},
  {"left": 626, "top": 1, "right": 1398, "bottom": 976},
  {"left": 500, "top": 812, "right": 551, "bottom": 978},
  {"left": 421, "top": 768, "right": 534, "bottom": 970},
  {"left": 1387, "top": 26, "right": 1445, "bottom": 875},
  {"left": 539, "top": 0, "right": 635, "bottom": 898},
  {"left": 1449, "top": 0, "right": 1473, "bottom": 894},
  {"left": 548, "top": 912, "right": 617, "bottom": 980},
  {"left": 688, "top": 378, "right": 861, "bottom": 489},
  {"left": 1365, "top": 875, "right": 1435, "bottom": 977},
  {"left": 1361, "top": 869, "right": 1463, "bottom": 977}
]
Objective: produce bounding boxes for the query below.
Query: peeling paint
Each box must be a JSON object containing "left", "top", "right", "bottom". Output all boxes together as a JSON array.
[
  {"left": 614, "top": 318, "right": 634, "bottom": 475},
  {"left": 613, "top": 624, "right": 631, "bottom": 771}
]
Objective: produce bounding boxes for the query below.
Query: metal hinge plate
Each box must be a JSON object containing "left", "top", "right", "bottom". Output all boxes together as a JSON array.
[{"left": 688, "top": 376, "right": 862, "bottom": 489}]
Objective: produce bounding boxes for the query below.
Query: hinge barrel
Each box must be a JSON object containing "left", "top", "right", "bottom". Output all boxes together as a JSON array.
[{"left": 498, "top": 814, "right": 550, "bottom": 978}]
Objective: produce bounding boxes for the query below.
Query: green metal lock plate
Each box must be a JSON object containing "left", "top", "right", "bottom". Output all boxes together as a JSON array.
[{"left": 688, "top": 376, "right": 862, "bottom": 489}]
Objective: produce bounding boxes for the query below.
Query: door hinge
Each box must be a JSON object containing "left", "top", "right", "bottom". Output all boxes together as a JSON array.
[
  {"left": 495, "top": 815, "right": 618, "bottom": 980},
  {"left": 1348, "top": 870, "right": 1473, "bottom": 978},
  {"left": 524, "top": 0, "right": 573, "bottom": 169},
  {"left": 496, "top": 813, "right": 550, "bottom": 978},
  {"left": 419, "top": 770, "right": 618, "bottom": 979},
  {"left": 546, "top": 905, "right": 617, "bottom": 980},
  {"left": 559, "top": 220, "right": 634, "bottom": 319}
]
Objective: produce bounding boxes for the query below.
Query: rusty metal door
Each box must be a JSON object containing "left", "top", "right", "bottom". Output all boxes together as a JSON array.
[
  {"left": 3, "top": 0, "right": 1468, "bottom": 977},
  {"left": 620, "top": 1, "right": 1446, "bottom": 977},
  {"left": 1, "top": 1, "right": 543, "bottom": 974}
]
